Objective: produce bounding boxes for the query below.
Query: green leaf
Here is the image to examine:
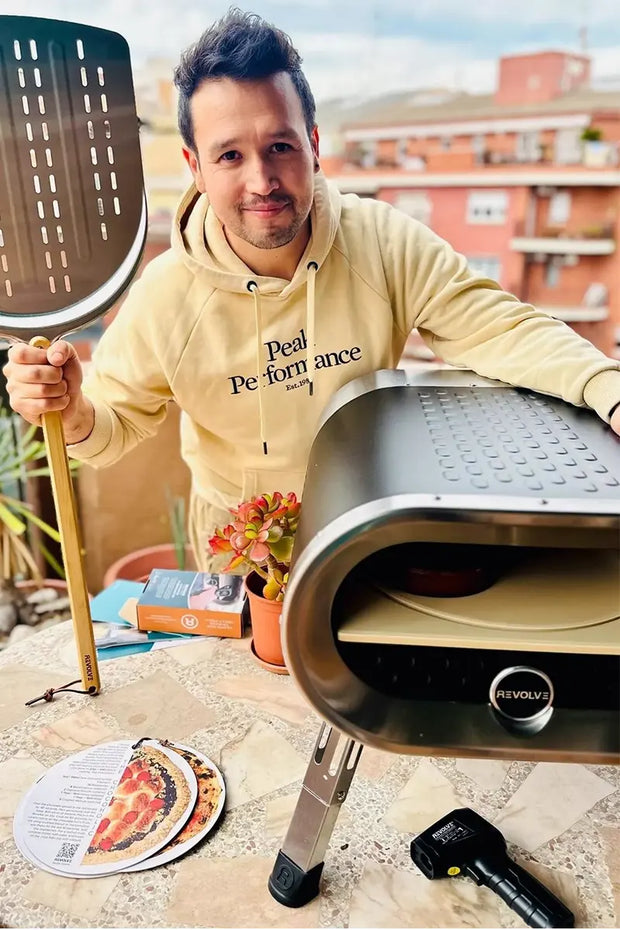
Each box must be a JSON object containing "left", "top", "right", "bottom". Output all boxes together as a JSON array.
[
  {"left": 266, "top": 525, "right": 283, "bottom": 543},
  {"left": 11, "top": 467, "right": 52, "bottom": 479},
  {"left": 39, "top": 541, "right": 65, "bottom": 579},
  {"left": 0, "top": 500, "right": 26, "bottom": 535},
  {"left": 8, "top": 499, "right": 61, "bottom": 541},
  {"left": 262, "top": 575, "right": 281, "bottom": 600},
  {"left": 268, "top": 534, "right": 294, "bottom": 564}
]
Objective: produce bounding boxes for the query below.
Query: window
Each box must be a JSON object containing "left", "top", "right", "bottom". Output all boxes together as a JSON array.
[
  {"left": 545, "top": 257, "right": 561, "bottom": 288},
  {"left": 358, "top": 141, "right": 377, "bottom": 169},
  {"left": 472, "top": 133, "right": 486, "bottom": 165},
  {"left": 441, "top": 135, "right": 452, "bottom": 151},
  {"left": 516, "top": 131, "right": 541, "bottom": 162},
  {"left": 466, "top": 190, "right": 508, "bottom": 225},
  {"left": 465, "top": 256, "right": 501, "bottom": 283},
  {"left": 394, "top": 192, "right": 432, "bottom": 227},
  {"left": 471, "top": 134, "right": 485, "bottom": 155},
  {"left": 548, "top": 191, "right": 571, "bottom": 225},
  {"left": 554, "top": 128, "right": 581, "bottom": 165}
]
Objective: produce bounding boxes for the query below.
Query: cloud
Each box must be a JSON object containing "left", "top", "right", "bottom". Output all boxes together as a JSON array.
[
  {"left": 301, "top": 31, "right": 620, "bottom": 102},
  {"left": 2, "top": 0, "right": 619, "bottom": 103},
  {"left": 378, "top": 0, "right": 618, "bottom": 26},
  {"left": 298, "top": 33, "right": 497, "bottom": 101}
]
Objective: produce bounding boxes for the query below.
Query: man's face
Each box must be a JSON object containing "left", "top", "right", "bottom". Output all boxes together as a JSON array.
[{"left": 184, "top": 73, "right": 318, "bottom": 251}]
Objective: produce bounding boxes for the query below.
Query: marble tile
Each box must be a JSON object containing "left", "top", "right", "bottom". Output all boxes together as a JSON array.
[
  {"left": 33, "top": 705, "right": 117, "bottom": 751},
  {"left": 265, "top": 793, "right": 300, "bottom": 838},
  {"left": 357, "top": 747, "right": 395, "bottom": 783},
  {"left": 95, "top": 671, "right": 215, "bottom": 739},
  {"left": 0, "top": 665, "right": 70, "bottom": 731},
  {"left": 58, "top": 634, "right": 86, "bottom": 671},
  {"left": 598, "top": 826, "right": 620, "bottom": 924},
  {"left": 167, "top": 638, "right": 219, "bottom": 667},
  {"left": 493, "top": 763, "right": 616, "bottom": 852},
  {"left": 166, "top": 855, "right": 320, "bottom": 927},
  {"left": 383, "top": 759, "right": 464, "bottom": 834},
  {"left": 210, "top": 674, "right": 313, "bottom": 726},
  {"left": 516, "top": 858, "right": 585, "bottom": 927},
  {"left": 348, "top": 860, "right": 503, "bottom": 928},
  {"left": 220, "top": 719, "right": 307, "bottom": 810},
  {"left": 23, "top": 871, "right": 121, "bottom": 921},
  {"left": 220, "top": 632, "right": 253, "bottom": 653},
  {"left": 0, "top": 750, "right": 47, "bottom": 842},
  {"left": 455, "top": 759, "right": 510, "bottom": 792},
  {"left": 265, "top": 792, "right": 352, "bottom": 840}
]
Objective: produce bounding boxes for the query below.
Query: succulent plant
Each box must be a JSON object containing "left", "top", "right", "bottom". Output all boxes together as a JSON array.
[{"left": 208, "top": 491, "right": 300, "bottom": 601}]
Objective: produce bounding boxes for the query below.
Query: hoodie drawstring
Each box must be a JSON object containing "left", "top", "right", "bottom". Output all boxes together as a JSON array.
[
  {"left": 306, "top": 261, "right": 318, "bottom": 397},
  {"left": 248, "top": 280, "right": 268, "bottom": 455},
  {"left": 248, "top": 261, "right": 319, "bottom": 456}
]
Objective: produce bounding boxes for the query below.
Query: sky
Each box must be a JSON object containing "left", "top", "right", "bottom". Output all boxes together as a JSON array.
[{"left": 2, "top": 0, "right": 620, "bottom": 103}]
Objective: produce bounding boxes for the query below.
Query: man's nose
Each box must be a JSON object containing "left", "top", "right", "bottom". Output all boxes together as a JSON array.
[{"left": 245, "top": 158, "right": 279, "bottom": 196}]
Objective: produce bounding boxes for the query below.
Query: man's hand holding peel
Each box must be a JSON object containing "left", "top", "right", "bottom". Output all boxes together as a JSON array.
[{"left": 3, "top": 340, "right": 95, "bottom": 444}]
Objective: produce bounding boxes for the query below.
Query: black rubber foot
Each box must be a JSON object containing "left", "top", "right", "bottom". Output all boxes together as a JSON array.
[{"left": 268, "top": 850, "right": 324, "bottom": 907}]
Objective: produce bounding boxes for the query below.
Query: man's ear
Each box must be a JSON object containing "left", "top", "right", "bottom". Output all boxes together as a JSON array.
[
  {"left": 311, "top": 126, "right": 320, "bottom": 171},
  {"left": 182, "top": 146, "right": 206, "bottom": 193}
]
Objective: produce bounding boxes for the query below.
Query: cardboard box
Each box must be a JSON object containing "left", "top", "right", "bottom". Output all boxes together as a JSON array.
[{"left": 137, "top": 570, "right": 246, "bottom": 638}]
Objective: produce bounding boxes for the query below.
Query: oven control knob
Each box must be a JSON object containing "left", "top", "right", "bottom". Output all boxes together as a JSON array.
[{"left": 489, "top": 666, "right": 554, "bottom": 734}]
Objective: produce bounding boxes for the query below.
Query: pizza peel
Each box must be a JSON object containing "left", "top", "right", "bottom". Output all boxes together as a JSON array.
[{"left": 0, "top": 16, "right": 148, "bottom": 693}]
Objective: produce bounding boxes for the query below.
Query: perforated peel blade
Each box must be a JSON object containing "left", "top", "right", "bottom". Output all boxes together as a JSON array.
[{"left": 0, "top": 15, "right": 146, "bottom": 340}]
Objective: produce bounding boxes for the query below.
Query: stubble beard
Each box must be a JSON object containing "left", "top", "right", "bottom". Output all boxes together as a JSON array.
[{"left": 233, "top": 199, "right": 309, "bottom": 250}]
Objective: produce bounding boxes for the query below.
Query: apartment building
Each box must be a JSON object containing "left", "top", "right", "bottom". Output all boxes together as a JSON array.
[
  {"left": 92, "top": 49, "right": 620, "bottom": 367},
  {"left": 325, "top": 50, "right": 620, "bottom": 358}
]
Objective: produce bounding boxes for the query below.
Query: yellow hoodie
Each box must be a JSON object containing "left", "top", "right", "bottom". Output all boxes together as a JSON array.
[{"left": 69, "top": 173, "right": 620, "bottom": 517}]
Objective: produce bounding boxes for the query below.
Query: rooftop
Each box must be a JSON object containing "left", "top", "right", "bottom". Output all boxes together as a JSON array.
[{"left": 329, "top": 86, "right": 620, "bottom": 132}]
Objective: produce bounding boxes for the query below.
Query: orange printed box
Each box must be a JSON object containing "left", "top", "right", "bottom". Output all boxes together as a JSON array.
[{"left": 137, "top": 569, "right": 245, "bottom": 638}]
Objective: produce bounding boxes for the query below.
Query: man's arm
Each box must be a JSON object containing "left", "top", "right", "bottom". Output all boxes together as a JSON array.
[
  {"left": 65, "top": 268, "right": 176, "bottom": 468},
  {"left": 380, "top": 206, "right": 620, "bottom": 432}
]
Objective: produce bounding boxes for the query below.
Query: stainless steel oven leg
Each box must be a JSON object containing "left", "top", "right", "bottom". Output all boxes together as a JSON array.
[{"left": 268, "top": 722, "right": 363, "bottom": 907}]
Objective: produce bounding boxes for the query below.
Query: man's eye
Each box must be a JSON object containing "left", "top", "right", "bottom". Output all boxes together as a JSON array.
[
  {"left": 220, "top": 151, "right": 239, "bottom": 162},
  {"left": 272, "top": 142, "right": 292, "bottom": 153}
]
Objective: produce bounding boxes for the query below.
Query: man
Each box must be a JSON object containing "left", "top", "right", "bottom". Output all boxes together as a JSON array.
[{"left": 4, "top": 10, "right": 620, "bottom": 569}]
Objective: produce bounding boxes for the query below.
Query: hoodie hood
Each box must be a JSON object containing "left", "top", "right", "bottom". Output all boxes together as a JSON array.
[{"left": 170, "top": 171, "right": 341, "bottom": 297}]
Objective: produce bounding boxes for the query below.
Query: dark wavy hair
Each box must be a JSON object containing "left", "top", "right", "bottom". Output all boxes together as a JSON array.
[{"left": 173, "top": 8, "right": 316, "bottom": 151}]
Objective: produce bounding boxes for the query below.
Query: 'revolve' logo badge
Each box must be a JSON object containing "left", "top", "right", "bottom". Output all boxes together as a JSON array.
[
  {"left": 490, "top": 667, "right": 554, "bottom": 723},
  {"left": 495, "top": 690, "right": 550, "bottom": 700}
]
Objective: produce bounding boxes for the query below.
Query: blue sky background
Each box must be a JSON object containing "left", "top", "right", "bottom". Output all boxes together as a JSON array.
[{"left": 2, "top": 0, "right": 619, "bottom": 101}]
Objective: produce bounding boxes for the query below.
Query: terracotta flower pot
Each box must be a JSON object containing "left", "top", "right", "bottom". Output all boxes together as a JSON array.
[
  {"left": 244, "top": 571, "right": 285, "bottom": 669},
  {"left": 103, "top": 544, "right": 196, "bottom": 587}
]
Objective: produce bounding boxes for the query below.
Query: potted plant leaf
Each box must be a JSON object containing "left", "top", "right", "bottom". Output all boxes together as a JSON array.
[
  {"left": 0, "top": 405, "right": 79, "bottom": 642},
  {"left": 208, "top": 491, "right": 300, "bottom": 671}
]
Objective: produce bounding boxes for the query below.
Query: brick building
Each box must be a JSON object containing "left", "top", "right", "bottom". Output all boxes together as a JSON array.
[{"left": 324, "top": 50, "right": 620, "bottom": 359}]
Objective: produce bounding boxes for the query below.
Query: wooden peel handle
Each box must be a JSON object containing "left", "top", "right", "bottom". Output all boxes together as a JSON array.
[{"left": 29, "top": 336, "right": 100, "bottom": 694}]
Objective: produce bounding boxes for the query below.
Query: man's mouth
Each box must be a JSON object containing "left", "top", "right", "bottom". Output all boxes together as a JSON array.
[{"left": 243, "top": 201, "right": 290, "bottom": 217}]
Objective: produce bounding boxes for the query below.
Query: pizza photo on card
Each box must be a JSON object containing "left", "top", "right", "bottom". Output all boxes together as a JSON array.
[
  {"left": 83, "top": 742, "right": 196, "bottom": 869},
  {"left": 124, "top": 742, "right": 225, "bottom": 871},
  {"left": 13, "top": 739, "right": 198, "bottom": 878}
]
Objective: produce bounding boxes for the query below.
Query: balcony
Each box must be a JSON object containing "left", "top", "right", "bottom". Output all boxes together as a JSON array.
[{"left": 510, "top": 221, "right": 616, "bottom": 256}]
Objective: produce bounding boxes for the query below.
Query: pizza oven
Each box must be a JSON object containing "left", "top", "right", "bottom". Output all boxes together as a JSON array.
[
  {"left": 268, "top": 368, "right": 619, "bottom": 908},
  {"left": 281, "top": 369, "right": 620, "bottom": 764}
]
